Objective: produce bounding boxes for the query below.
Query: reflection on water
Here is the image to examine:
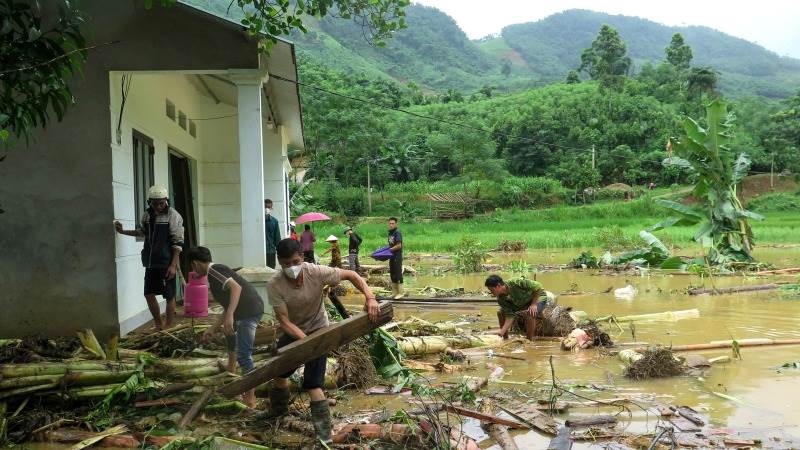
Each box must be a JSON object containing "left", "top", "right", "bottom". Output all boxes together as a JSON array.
[{"left": 346, "top": 248, "right": 800, "bottom": 447}]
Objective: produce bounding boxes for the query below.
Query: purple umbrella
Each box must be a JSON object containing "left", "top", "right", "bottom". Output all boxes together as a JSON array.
[{"left": 295, "top": 212, "right": 331, "bottom": 224}]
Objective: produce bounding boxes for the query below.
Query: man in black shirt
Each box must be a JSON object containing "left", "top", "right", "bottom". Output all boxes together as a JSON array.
[
  {"left": 114, "top": 185, "right": 184, "bottom": 330},
  {"left": 387, "top": 217, "right": 404, "bottom": 299},
  {"left": 188, "top": 246, "right": 264, "bottom": 407},
  {"left": 344, "top": 227, "right": 362, "bottom": 273}
]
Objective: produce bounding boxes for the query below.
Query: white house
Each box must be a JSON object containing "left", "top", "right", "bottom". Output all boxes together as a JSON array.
[{"left": 0, "top": 1, "right": 304, "bottom": 337}]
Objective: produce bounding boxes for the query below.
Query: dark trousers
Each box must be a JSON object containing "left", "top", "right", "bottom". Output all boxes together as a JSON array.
[
  {"left": 389, "top": 254, "right": 403, "bottom": 284},
  {"left": 303, "top": 250, "right": 316, "bottom": 264},
  {"left": 266, "top": 252, "right": 276, "bottom": 269}
]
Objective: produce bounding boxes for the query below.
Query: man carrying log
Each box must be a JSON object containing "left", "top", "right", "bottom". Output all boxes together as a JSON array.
[
  {"left": 266, "top": 238, "right": 380, "bottom": 443},
  {"left": 485, "top": 275, "right": 546, "bottom": 340}
]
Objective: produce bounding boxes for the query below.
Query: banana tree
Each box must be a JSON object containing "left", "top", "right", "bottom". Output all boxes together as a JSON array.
[{"left": 649, "top": 100, "right": 763, "bottom": 266}]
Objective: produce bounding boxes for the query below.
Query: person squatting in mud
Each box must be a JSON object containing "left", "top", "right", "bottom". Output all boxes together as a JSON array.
[{"left": 485, "top": 274, "right": 547, "bottom": 340}]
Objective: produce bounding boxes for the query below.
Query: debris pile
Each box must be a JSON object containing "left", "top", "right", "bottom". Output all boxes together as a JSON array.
[{"left": 623, "top": 347, "right": 686, "bottom": 380}]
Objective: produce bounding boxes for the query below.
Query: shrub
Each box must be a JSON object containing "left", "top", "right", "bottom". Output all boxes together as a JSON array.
[
  {"left": 592, "top": 225, "right": 638, "bottom": 250},
  {"left": 452, "top": 237, "right": 488, "bottom": 272},
  {"left": 747, "top": 192, "right": 800, "bottom": 213}
]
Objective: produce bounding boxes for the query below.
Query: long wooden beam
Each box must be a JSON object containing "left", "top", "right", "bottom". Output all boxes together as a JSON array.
[{"left": 218, "top": 301, "right": 393, "bottom": 397}]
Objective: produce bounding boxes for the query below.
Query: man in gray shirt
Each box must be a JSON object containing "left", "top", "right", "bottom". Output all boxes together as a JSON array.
[{"left": 266, "top": 239, "right": 379, "bottom": 443}]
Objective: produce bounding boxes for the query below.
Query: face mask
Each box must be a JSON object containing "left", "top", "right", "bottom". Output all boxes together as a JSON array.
[
  {"left": 283, "top": 264, "right": 302, "bottom": 279},
  {"left": 264, "top": 208, "right": 271, "bottom": 215}
]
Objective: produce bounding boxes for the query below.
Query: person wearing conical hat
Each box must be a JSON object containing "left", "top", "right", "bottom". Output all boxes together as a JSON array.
[{"left": 320, "top": 235, "right": 342, "bottom": 268}]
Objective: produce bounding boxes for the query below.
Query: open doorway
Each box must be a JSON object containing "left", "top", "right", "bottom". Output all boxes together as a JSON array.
[{"left": 169, "top": 150, "right": 197, "bottom": 278}]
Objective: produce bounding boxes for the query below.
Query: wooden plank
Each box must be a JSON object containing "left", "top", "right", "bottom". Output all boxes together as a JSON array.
[
  {"left": 479, "top": 399, "right": 518, "bottom": 450},
  {"left": 497, "top": 404, "right": 559, "bottom": 436},
  {"left": 547, "top": 426, "right": 573, "bottom": 450},
  {"left": 445, "top": 405, "right": 528, "bottom": 429},
  {"left": 218, "top": 301, "right": 393, "bottom": 397},
  {"left": 564, "top": 415, "right": 617, "bottom": 428},
  {"left": 668, "top": 416, "right": 701, "bottom": 432}
]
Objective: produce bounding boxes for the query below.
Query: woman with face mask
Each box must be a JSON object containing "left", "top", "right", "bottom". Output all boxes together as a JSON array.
[{"left": 266, "top": 238, "right": 380, "bottom": 443}]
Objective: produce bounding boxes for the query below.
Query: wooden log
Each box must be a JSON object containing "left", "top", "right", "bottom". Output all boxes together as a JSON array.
[
  {"left": 479, "top": 399, "right": 518, "bottom": 450},
  {"left": 636, "top": 338, "right": 800, "bottom": 353},
  {"left": 393, "top": 296, "right": 496, "bottom": 303},
  {"left": 564, "top": 415, "right": 617, "bottom": 428},
  {"left": 755, "top": 267, "right": 800, "bottom": 276},
  {"left": 445, "top": 405, "right": 527, "bottom": 429},
  {"left": 217, "top": 301, "right": 392, "bottom": 397},
  {"left": 178, "top": 389, "right": 212, "bottom": 429},
  {"left": 688, "top": 283, "right": 779, "bottom": 296}
]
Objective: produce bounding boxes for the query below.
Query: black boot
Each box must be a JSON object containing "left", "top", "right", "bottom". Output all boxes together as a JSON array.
[
  {"left": 309, "top": 399, "right": 332, "bottom": 443},
  {"left": 266, "top": 387, "right": 290, "bottom": 419}
]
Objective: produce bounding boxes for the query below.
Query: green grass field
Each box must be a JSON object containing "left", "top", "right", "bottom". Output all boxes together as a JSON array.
[{"left": 309, "top": 198, "right": 800, "bottom": 255}]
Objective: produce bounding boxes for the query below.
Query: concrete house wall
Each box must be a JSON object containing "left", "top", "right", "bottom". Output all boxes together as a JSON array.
[{"left": 0, "top": 1, "right": 302, "bottom": 338}]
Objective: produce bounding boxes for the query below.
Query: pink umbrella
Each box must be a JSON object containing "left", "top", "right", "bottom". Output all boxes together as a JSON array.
[{"left": 295, "top": 212, "right": 331, "bottom": 224}]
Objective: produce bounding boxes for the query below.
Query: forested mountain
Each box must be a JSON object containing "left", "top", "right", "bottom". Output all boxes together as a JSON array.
[
  {"left": 184, "top": 1, "right": 799, "bottom": 97},
  {"left": 490, "top": 9, "right": 800, "bottom": 98}
]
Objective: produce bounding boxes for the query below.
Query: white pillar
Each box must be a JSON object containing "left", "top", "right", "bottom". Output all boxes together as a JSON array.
[
  {"left": 232, "top": 71, "right": 268, "bottom": 267},
  {"left": 263, "top": 125, "right": 288, "bottom": 237}
]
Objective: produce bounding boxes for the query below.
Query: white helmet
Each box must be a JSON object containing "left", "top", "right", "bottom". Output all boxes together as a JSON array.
[{"left": 148, "top": 185, "right": 168, "bottom": 200}]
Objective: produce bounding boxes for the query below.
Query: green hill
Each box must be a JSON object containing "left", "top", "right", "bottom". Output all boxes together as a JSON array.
[
  {"left": 182, "top": 2, "right": 800, "bottom": 98},
  {"left": 492, "top": 9, "right": 800, "bottom": 98}
]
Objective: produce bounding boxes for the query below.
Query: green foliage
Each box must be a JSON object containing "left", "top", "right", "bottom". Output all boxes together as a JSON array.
[
  {"left": 570, "top": 251, "right": 599, "bottom": 269},
  {"left": 579, "top": 24, "right": 631, "bottom": 89},
  {"left": 367, "top": 328, "right": 415, "bottom": 391},
  {"left": 565, "top": 70, "right": 580, "bottom": 84},
  {"left": 665, "top": 33, "right": 693, "bottom": 70},
  {"left": 592, "top": 225, "right": 638, "bottom": 250},
  {"left": 0, "top": 0, "right": 87, "bottom": 140},
  {"left": 747, "top": 192, "right": 800, "bottom": 212},
  {"left": 87, "top": 354, "right": 157, "bottom": 428},
  {"left": 507, "top": 259, "right": 533, "bottom": 273},
  {"left": 452, "top": 237, "right": 488, "bottom": 272},
  {"left": 652, "top": 100, "right": 764, "bottom": 265}
]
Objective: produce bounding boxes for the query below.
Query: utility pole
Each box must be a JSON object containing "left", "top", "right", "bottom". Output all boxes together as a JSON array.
[
  {"left": 770, "top": 152, "right": 775, "bottom": 190},
  {"left": 591, "top": 145, "right": 596, "bottom": 169},
  {"left": 366, "top": 162, "right": 372, "bottom": 215}
]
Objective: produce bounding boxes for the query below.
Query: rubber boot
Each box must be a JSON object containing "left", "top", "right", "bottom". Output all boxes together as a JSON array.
[
  {"left": 392, "top": 283, "right": 404, "bottom": 299},
  {"left": 390, "top": 283, "right": 399, "bottom": 298},
  {"left": 310, "top": 399, "right": 332, "bottom": 443},
  {"left": 266, "top": 387, "right": 290, "bottom": 418}
]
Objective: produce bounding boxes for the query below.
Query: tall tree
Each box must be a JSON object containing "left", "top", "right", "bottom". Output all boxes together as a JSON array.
[
  {"left": 687, "top": 66, "right": 719, "bottom": 96},
  {"left": 665, "top": 33, "right": 693, "bottom": 70},
  {"left": 578, "top": 24, "right": 631, "bottom": 90},
  {"left": 565, "top": 70, "right": 580, "bottom": 84}
]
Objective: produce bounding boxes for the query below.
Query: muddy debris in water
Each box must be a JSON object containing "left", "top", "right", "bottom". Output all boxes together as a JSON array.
[
  {"left": 578, "top": 320, "right": 614, "bottom": 347},
  {"left": 330, "top": 338, "right": 379, "bottom": 389},
  {"left": 0, "top": 335, "right": 82, "bottom": 363},
  {"left": 624, "top": 347, "right": 686, "bottom": 380}
]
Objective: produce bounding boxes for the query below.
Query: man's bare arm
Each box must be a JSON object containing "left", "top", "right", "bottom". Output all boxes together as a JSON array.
[
  {"left": 273, "top": 302, "right": 306, "bottom": 340},
  {"left": 340, "top": 269, "right": 379, "bottom": 322}
]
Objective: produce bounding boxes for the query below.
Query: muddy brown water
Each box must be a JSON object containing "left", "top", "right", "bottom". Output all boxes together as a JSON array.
[
  {"left": 22, "top": 248, "right": 800, "bottom": 449},
  {"left": 342, "top": 247, "right": 800, "bottom": 448}
]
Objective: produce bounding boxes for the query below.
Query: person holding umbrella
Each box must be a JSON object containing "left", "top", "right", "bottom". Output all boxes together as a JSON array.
[{"left": 295, "top": 212, "right": 331, "bottom": 265}]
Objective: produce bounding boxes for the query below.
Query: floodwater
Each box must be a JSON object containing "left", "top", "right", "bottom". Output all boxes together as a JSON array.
[{"left": 342, "top": 247, "right": 800, "bottom": 448}]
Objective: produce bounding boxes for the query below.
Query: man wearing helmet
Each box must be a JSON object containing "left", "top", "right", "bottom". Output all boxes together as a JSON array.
[{"left": 115, "top": 185, "right": 185, "bottom": 330}]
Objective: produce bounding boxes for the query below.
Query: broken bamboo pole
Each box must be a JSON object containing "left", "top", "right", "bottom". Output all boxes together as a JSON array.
[
  {"left": 688, "top": 283, "right": 779, "bottom": 296},
  {"left": 755, "top": 267, "right": 800, "bottom": 276},
  {"left": 635, "top": 338, "right": 800, "bottom": 353},
  {"left": 480, "top": 399, "right": 519, "bottom": 450}
]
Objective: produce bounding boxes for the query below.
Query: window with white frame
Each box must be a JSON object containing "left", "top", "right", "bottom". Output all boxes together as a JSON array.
[{"left": 133, "top": 130, "right": 155, "bottom": 226}]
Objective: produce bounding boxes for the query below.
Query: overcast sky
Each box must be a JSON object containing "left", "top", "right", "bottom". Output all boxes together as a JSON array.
[{"left": 413, "top": 0, "right": 800, "bottom": 59}]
